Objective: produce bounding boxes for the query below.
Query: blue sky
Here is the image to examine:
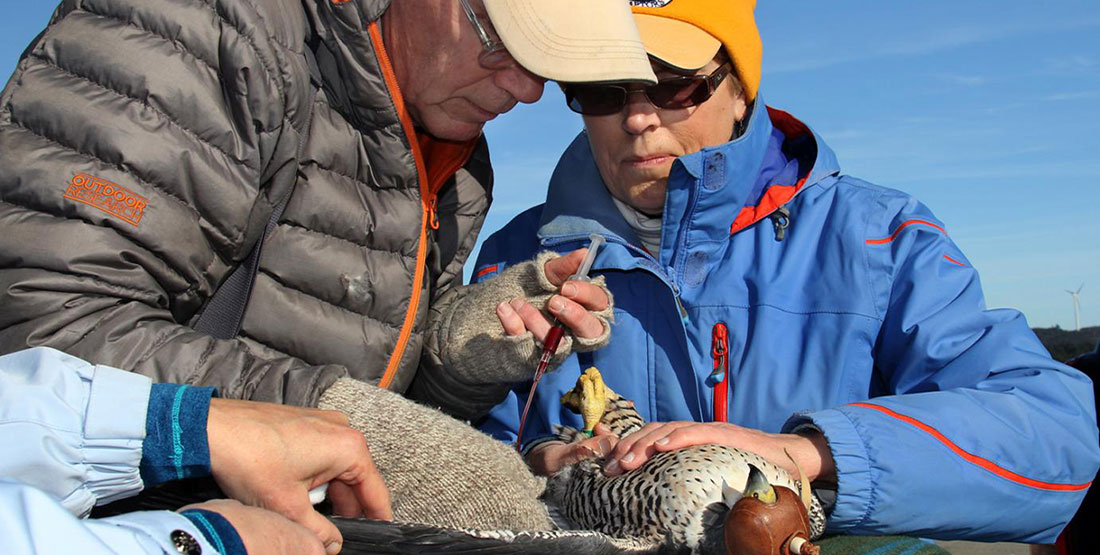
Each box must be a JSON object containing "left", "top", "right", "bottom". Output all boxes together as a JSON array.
[{"left": 3, "top": 2, "right": 1097, "bottom": 329}]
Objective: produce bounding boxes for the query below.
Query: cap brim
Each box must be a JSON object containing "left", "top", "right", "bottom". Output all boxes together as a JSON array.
[
  {"left": 484, "top": 0, "right": 656, "bottom": 84},
  {"left": 633, "top": 13, "right": 720, "bottom": 71}
]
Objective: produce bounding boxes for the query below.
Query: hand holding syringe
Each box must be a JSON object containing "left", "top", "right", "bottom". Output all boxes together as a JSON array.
[{"left": 515, "top": 234, "right": 605, "bottom": 450}]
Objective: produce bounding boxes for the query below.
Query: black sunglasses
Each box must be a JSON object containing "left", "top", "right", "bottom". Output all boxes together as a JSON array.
[{"left": 563, "top": 63, "right": 733, "bottom": 116}]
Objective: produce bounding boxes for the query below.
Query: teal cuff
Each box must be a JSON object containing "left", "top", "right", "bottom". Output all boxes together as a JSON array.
[
  {"left": 179, "top": 508, "right": 246, "bottom": 555},
  {"left": 140, "top": 384, "right": 217, "bottom": 485}
]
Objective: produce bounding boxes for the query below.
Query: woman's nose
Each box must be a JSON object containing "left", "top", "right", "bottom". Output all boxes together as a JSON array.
[{"left": 621, "top": 91, "right": 661, "bottom": 134}]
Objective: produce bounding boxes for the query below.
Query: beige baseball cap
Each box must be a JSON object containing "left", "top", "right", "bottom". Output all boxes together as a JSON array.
[{"left": 483, "top": 0, "right": 657, "bottom": 84}]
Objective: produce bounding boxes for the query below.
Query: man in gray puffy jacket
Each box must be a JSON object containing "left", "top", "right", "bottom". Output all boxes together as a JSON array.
[{"left": 0, "top": 0, "right": 649, "bottom": 533}]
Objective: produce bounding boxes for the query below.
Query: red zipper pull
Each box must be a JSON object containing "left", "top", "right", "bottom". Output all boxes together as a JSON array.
[
  {"left": 709, "top": 322, "right": 730, "bottom": 422},
  {"left": 708, "top": 323, "right": 729, "bottom": 385}
]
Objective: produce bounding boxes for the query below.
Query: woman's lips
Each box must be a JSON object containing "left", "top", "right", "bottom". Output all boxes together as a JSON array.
[{"left": 624, "top": 154, "right": 674, "bottom": 167}]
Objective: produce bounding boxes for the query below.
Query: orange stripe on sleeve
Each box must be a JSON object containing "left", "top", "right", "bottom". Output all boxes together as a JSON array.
[
  {"left": 475, "top": 264, "right": 499, "bottom": 279},
  {"left": 866, "top": 220, "right": 946, "bottom": 245},
  {"left": 851, "top": 403, "right": 1092, "bottom": 492},
  {"left": 943, "top": 254, "right": 967, "bottom": 266}
]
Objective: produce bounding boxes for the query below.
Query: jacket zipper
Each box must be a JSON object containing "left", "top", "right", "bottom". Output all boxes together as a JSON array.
[
  {"left": 368, "top": 22, "right": 432, "bottom": 390},
  {"left": 708, "top": 322, "right": 730, "bottom": 422}
]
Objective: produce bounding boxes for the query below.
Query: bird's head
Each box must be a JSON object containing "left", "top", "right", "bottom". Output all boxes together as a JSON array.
[{"left": 743, "top": 464, "right": 777, "bottom": 504}]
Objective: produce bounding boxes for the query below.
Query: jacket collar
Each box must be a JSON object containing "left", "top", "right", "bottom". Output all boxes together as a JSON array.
[
  {"left": 538, "top": 99, "right": 840, "bottom": 251},
  {"left": 304, "top": 0, "right": 400, "bottom": 131}
]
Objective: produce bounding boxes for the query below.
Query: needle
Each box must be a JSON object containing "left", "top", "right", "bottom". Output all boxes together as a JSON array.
[{"left": 515, "top": 234, "right": 605, "bottom": 452}]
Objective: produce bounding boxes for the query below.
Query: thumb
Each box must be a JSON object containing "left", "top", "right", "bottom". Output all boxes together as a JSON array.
[
  {"left": 298, "top": 507, "right": 343, "bottom": 555},
  {"left": 543, "top": 249, "right": 586, "bottom": 285},
  {"left": 592, "top": 423, "right": 614, "bottom": 437},
  {"left": 558, "top": 435, "right": 615, "bottom": 467}
]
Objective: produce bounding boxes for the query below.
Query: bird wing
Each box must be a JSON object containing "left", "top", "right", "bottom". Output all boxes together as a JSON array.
[{"left": 333, "top": 517, "right": 668, "bottom": 554}]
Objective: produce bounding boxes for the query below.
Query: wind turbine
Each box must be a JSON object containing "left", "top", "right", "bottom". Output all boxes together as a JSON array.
[{"left": 1065, "top": 284, "right": 1083, "bottom": 332}]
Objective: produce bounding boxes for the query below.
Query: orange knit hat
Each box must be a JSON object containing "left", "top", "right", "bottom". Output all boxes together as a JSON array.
[{"left": 629, "top": 0, "right": 762, "bottom": 100}]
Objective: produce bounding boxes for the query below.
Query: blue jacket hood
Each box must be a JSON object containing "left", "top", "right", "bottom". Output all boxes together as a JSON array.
[{"left": 537, "top": 99, "right": 841, "bottom": 255}]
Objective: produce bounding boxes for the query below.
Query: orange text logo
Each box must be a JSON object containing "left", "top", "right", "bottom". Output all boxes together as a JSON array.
[{"left": 64, "top": 173, "right": 147, "bottom": 226}]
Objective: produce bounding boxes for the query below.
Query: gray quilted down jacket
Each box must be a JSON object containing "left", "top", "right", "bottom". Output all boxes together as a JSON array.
[{"left": 0, "top": 0, "right": 493, "bottom": 407}]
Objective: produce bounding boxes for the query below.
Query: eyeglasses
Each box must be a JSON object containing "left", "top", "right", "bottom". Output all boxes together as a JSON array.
[
  {"left": 563, "top": 63, "right": 733, "bottom": 116},
  {"left": 459, "top": 0, "right": 513, "bottom": 69}
]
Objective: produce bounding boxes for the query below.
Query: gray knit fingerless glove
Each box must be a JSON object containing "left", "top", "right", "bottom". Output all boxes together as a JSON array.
[
  {"left": 410, "top": 251, "right": 615, "bottom": 421},
  {"left": 441, "top": 251, "right": 613, "bottom": 385},
  {"left": 318, "top": 378, "right": 553, "bottom": 531}
]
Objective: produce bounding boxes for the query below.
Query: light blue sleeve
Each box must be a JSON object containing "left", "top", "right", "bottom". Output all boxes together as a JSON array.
[
  {"left": 0, "top": 347, "right": 151, "bottom": 517},
  {"left": 0, "top": 479, "right": 218, "bottom": 554}
]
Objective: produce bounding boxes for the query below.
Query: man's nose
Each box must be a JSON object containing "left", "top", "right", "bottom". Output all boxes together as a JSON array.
[{"left": 493, "top": 63, "right": 546, "bottom": 105}]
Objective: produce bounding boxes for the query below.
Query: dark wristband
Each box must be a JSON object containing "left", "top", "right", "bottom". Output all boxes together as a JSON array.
[
  {"left": 179, "top": 508, "right": 247, "bottom": 555},
  {"left": 140, "top": 384, "right": 217, "bottom": 485}
]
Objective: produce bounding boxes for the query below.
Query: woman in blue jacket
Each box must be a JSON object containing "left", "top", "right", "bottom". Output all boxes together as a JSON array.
[{"left": 474, "top": 0, "right": 1100, "bottom": 543}]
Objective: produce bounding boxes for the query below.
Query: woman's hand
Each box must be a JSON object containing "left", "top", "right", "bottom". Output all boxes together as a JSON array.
[
  {"left": 601, "top": 421, "right": 836, "bottom": 484},
  {"left": 496, "top": 248, "right": 610, "bottom": 342}
]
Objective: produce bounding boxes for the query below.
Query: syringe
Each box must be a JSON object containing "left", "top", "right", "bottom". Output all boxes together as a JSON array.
[{"left": 516, "top": 234, "right": 605, "bottom": 451}]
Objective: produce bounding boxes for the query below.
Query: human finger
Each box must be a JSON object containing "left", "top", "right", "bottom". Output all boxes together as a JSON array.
[
  {"left": 606, "top": 422, "right": 667, "bottom": 460},
  {"left": 543, "top": 249, "right": 588, "bottom": 286},
  {"left": 258, "top": 487, "right": 341, "bottom": 551},
  {"left": 296, "top": 506, "right": 345, "bottom": 555},
  {"left": 496, "top": 299, "right": 527, "bottom": 336},
  {"left": 510, "top": 298, "right": 553, "bottom": 340},
  {"left": 526, "top": 441, "right": 568, "bottom": 476},
  {"left": 338, "top": 454, "right": 393, "bottom": 521},
  {"left": 560, "top": 435, "right": 617, "bottom": 466},
  {"left": 606, "top": 422, "right": 694, "bottom": 475},
  {"left": 592, "top": 423, "right": 614, "bottom": 437},
  {"left": 326, "top": 482, "right": 364, "bottom": 518},
  {"left": 547, "top": 295, "right": 604, "bottom": 339},
  {"left": 651, "top": 423, "right": 724, "bottom": 453},
  {"left": 530, "top": 436, "right": 617, "bottom": 475},
  {"left": 185, "top": 499, "right": 327, "bottom": 555},
  {"left": 310, "top": 424, "right": 393, "bottom": 521},
  {"left": 560, "top": 280, "right": 609, "bottom": 312}
]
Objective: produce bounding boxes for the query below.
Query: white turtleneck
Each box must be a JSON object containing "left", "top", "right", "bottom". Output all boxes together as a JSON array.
[{"left": 611, "top": 196, "right": 663, "bottom": 255}]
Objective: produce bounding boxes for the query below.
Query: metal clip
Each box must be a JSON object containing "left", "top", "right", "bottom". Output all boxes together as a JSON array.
[{"left": 770, "top": 205, "right": 791, "bottom": 241}]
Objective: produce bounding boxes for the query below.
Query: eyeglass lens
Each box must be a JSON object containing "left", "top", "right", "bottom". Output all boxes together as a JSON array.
[
  {"left": 459, "top": 0, "right": 505, "bottom": 53},
  {"left": 459, "top": 0, "right": 514, "bottom": 71},
  {"left": 566, "top": 65, "right": 730, "bottom": 116}
]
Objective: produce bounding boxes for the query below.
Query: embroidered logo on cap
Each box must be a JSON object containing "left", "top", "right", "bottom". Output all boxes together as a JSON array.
[
  {"left": 631, "top": 0, "right": 675, "bottom": 7},
  {"left": 64, "top": 173, "right": 147, "bottom": 226}
]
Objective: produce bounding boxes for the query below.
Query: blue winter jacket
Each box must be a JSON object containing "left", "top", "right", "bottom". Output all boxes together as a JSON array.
[{"left": 475, "top": 100, "right": 1100, "bottom": 543}]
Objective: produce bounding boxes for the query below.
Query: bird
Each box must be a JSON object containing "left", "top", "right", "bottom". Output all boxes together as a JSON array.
[{"left": 544, "top": 367, "right": 827, "bottom": 553}]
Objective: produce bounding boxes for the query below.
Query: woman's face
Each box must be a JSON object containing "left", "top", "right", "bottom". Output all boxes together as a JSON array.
[{"left": 584, "top": 59, "right": 748, "bottom": 215}]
